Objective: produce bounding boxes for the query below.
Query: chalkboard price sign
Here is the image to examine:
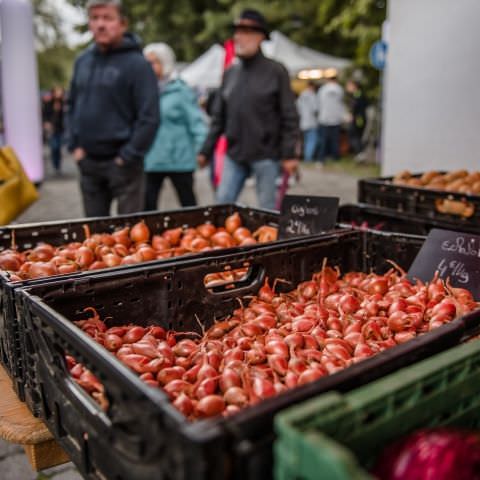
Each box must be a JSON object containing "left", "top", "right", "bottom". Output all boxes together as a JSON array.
[
  {"left": 279, "top": 195, "right": 339, "bottom": 239},
  {"left": 408, "top": 228, "right": 480, "bottom": 299}
]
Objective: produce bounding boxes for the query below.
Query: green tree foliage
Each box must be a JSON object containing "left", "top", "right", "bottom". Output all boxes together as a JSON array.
[
  {"left": 37, "top": 0, "right": 386, "bottom": 92},
  {"left": 37, "top": 45, "right": 78, "bottom": 90},
  {"left": 65, "top": 0, "right": 386, "bottom": 63},
  {"left": 324, "top": 0, "right": 387, "bottom": 66},
  {"left": 33, "top": 0, "right": 79, "bottom": 89},
  {"left": 33, "top": 0, "right": 62, "bottom": 50}
]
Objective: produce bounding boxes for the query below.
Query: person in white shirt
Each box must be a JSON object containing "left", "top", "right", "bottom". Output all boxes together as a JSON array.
[
  {"left": 296, "top": 81, "right": 318, "bottom": 162},
  {"left": 317, "top": 71, "right": 346, "bottom": 162}
]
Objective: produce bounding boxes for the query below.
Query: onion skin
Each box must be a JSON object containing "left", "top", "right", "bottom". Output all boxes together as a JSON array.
[
  {"left": 162, "top": 228, "right": 183, "bottom": 247},
  {"left": 157, "top": 367, "right": 186, "bottom": 386},
  {"left": 239, "top": 237, "right": 257, "bottom": 247},
  {"left": 123, "top": 327, "right": 146, "bottom": 344},
  {"left": 151, "top": 235, "right": 170, "bottom": 251},
  {"left": 113, "top": 244, "right": 129, "bottom": 257},
  {"left": 104, "top": 334, "right": 123, "bottom": 351},
  {"left": 224, "top": 387, "right": 248, "bottom": 406},
  {"left": 112, "top": 227, "right": 131, "bottom": 247},
  {"left": 225, "top": 212, "right": 241, "bottom": 234},
  {"left": 253, "top": 225, "right": 278, "bottom": 243},
  {"left": 196, "top": 395, "right": 225, "bottom": 417},
  {"left": 233, "top": 227, "right": 252, "bottom": 243},
  {"left": 173, "top": 393, "right": 194, "bottom": 416},
  {"left": 29, "top": 244, "right": 55, "bottom": 262},
  {"left": 102, "top": 253, "right": 122, "bottom": 268},
  {"left": 211, "top": 231, "right": 235, "bottom": 248},
  {"left": 121, "top": 255, "right": 140, "bottom": 265},
  {"left": 196, "top": 223, "right": 216, "bottom": 239},
  {"left": 0, "top": 253, "right": 22, "bottom": 271},
  {"left": 57, "top": 263, "right": 79, "bottom": 274},
  {"left": 135, "top": 246, "right": 157, "bottom": 262},
  {"left": 75, "top": 246, "right": 95, "bottom": 268},
  {"left": 28, "top": 262, "right": 57, "bottom": 278},
  {"left": 130, "top": 221, "right": 150, "bottom": 244},
  {"left": 88, "top": 261, "right": 107, "bottom": 270},
  {"left": 191, "top": 237, "right": 210, "bottom": 251}
]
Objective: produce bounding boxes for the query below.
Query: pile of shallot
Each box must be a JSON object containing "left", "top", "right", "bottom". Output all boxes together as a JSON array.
[
  {"left": 0, "top": 212, "right": 277, "bottom": 281},
  {"left": 69, "top": 261, "right": 479, "bottom": 421}
]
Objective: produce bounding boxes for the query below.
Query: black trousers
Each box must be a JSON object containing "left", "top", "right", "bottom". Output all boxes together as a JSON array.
[
  {"left": 78, "top": 157, "right": 144, "bottom": 217},
  {"left": 319, "top": 125, "right": 341, "bottom": 162},
  {"left": 144, "top": 171, "right": 197, "bottom": 211}
]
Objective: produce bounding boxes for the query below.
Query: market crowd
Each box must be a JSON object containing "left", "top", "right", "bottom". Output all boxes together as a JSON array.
[
  {"left": 296, "top": 76, "right": 373, "bottom": 165},
  {"left": 41, "top": 0, "right": 371, "bottom": 217}
]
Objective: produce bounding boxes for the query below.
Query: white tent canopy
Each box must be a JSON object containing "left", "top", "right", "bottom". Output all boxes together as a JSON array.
[
  {"left": 263, "top": 31, "right": 351, "bottom": 75},
  {"left": 180, "top": 44, "right": 225, "bottom": 90},
  {"left": 181, "top": 31, "right": 351, "bottom": 89}
]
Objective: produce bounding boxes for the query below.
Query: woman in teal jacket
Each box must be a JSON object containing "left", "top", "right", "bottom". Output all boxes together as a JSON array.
[{"left": 143, "top": 43, "right": 207, "bottom": 210}]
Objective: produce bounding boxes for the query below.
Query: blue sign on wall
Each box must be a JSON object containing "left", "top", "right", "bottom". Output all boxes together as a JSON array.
[{"left": 369, "top": 40, "right": 388, "bottom": 70}]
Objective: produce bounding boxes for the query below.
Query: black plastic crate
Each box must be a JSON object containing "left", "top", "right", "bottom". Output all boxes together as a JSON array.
[
  {"left": 358, "top": 175, "right": 480, "bottom": 225},
  {"left": 17, "top": 229, "right": 480, "bottom": 480},
  {"left": 338, "top": 203, "right": 480, "bottom": 236},
  {"left": 0, "top": 204, "right": 279, "bottom": 399}
]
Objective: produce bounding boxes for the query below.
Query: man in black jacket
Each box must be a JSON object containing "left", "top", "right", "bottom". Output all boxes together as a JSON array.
[
  {"left": 198, "top": 9, "right": 299, "bottom": 210},
  {"left": 68, "top": 0, "right": 159, "bottom": 217}
]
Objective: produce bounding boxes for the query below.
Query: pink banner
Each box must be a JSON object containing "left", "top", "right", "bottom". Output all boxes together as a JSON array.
[{"left": 212, "top": 39, "right": 235, "bottom": 188}]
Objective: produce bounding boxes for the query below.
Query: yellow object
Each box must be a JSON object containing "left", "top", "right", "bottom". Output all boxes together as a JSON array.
[
  {"left": 0, "top": 146, "right": 39, "bottom": 225},
  {"left": 291, "top": 78, "right": 309, "bottom": 94}
]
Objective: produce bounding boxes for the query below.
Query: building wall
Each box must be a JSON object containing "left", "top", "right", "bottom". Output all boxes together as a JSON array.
[{"left": 382, "top": 0, "right": 480, "bottom": 175}]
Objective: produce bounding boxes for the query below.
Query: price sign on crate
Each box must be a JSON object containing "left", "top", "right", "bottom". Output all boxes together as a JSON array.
[
  {"left": 408, "top": 228, "right": 480, "bottom": 299},
  {"left": 279, "top": 195, "right": 339, "bottom": 239}
]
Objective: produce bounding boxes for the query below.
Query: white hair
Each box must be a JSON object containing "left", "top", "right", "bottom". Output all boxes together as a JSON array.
[{"left": 143, "top": 43, "right": 176, "bottom": 79}]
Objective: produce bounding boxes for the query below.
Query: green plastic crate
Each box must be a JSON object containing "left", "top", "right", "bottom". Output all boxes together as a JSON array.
[{"left": 274, "top": 340, "right": 480, "bottom": 480}]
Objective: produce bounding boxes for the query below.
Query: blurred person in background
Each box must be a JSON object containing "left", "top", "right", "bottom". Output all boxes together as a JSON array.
[
  {"left": 43, "top": 86, "right": 66, "bottom": 175},
  {"left": 41, "top": 90, "right": 53, "bottom": 143},
  {"left": 143, "top": 43, "right": 207, "bottom": 210},
  {"left": 355, "top": 103, "right": 379, "bottom": 164},
  {"left": 346, "top": 79, "right": 368, "bottom": 156},
  {"left": 68, "top": 0, "right": 159, "bottom": 217},
  {"left": 296, "top": 81, "right": 319, "bottom": 163},
  {"left": 197, "top": 9, "right": 299, "bottom": 210},
  {"left": 317, "top": 70, "right": 346, "bottom": 163}
]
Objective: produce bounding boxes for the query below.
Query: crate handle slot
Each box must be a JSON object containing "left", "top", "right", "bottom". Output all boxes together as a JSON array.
[
  {"left": 435, "top": 198, "right": 475, "bottom": 217},
  {"left": 64, "top": 372, "right": 113, "bottom": 429},
  {"left": 62, "top": 372, "right": 154, "bottom": 460},
  {"left": 204, "top": 263, "right": 265, "bottom": 296}
]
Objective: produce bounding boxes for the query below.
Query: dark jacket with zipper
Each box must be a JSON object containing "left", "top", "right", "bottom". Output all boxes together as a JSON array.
[
  {"left": 200, "top": 51, "right": 299, "bottom": 164},
  {"left": 67, "top": 33, "right": 159, "bottom": 165}
]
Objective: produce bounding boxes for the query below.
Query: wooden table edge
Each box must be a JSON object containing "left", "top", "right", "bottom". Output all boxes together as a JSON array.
[{"left": 0, "top": 364, "right": 70, "bottom": 470}]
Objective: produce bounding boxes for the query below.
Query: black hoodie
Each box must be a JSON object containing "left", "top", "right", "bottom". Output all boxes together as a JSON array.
[{"left": 68, "top": 33, "right": 159, "bottom": 164}]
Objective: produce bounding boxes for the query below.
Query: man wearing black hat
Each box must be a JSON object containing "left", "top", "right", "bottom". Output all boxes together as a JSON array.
[{"left": 197, "top": 9, "right": 299, "bottom": 210}]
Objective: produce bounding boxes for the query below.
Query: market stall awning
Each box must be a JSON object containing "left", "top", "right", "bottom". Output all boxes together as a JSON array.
[
  {"left": 181, "top": 31, "right": 352, "bottom": 89},
  {"left": 262, "top": 31, "right": 351, "bottom": 75},
  {"left": 180, "top": 44, "right": 225, "bottom": 90}
]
